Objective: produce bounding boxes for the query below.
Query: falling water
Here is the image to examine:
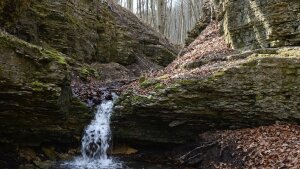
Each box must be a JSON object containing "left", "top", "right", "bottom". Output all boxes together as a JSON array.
[{"left": 62, "top": 92, "right": 123, "bottom": 169}]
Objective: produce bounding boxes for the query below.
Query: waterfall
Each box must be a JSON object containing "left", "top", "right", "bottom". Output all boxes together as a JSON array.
[
  {"left": 62, "top": 92, "right": 123, "bottom": 169},
  {"left": 82, "top": 93, "right": 116, "bottom": 160}
]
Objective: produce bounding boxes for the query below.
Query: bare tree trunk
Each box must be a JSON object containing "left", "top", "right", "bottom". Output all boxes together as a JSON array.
[
  {"left": 157, "top": 0, "right": 166, "bottom": 34},
  {"left": 127, "top": 0, "right": 133, "bottom": 12},
  {"left": 116, "top": 0, "right": 205, "bottom": 44}
]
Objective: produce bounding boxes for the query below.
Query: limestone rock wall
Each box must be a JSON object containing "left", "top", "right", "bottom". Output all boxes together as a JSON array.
[
  {"left": 112, "top": 0, "right": 300, "bottom": 145},
  {"left": 221, "top": 0, "right": 300, "bottom": 49},
  {"left": 0, "top": 0, "right": 178, "bottom": 150},
  {"left": 186, "top": 0, "right": 300, "bottom": 50},
  {"left": 0, "top": 0, "right": 178, "bottom": 166},
  {"left": 112, "top": 48, "right": 300, "bottom": 145},
  {"left": 0, "top": 30, "right": 91, "bottom": 146},
  {"left": 0, "top": 0, "right": 177, "bottom": 68}
]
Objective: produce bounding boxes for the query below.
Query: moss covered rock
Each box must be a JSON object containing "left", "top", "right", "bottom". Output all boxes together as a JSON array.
[
  {"left": 0, "top": 30, "right": 91, "bottom": 149},
  {"left": 222, "top": 0, "right": 300, "bottom": 49},
  {"left": 0, "top": 0, "right": 177, "bottom": 68},
  {"left": 112, "top": 47, "right": 300, "bottom": 145},
  {"left": 185, "top": 0, "right": 300, "bottom": 50}
]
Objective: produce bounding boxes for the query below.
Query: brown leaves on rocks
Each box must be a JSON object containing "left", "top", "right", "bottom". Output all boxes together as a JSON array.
[
  {"left": 213, "top": 125, "right": 300, "bottom": 169},
  {"left": 160, "top": 21, "right": 235, "bottom": 79},
  {"left": 71, "top": 77, "right": 126, "bottom": 106},
  {"left": 122, "top": 21, "right": 236, "bottom": 94}
]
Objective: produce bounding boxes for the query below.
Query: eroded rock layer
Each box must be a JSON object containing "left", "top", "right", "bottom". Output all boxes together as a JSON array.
[
  {"left": 0, "top": 0, "right": 178, "bottom": 167},
  {"left": 112, "top": 0, "right": 300, "bottom": 145},
  {"left": 0, "top": 31, "right": 91, "bottom": 147},
  {"left": 113, "top": 47, "right": 300, "bottom": 144},
  {"left": 222, "top": 0, "right": 300, "bottom": 49},
  {"left": 0, "top": 0, "right": 177, "bottom": 70}
]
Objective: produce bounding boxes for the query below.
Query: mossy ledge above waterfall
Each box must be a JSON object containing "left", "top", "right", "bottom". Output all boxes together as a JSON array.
[{"left": 0, "top": 30, "right": 91, "bottom": 168}]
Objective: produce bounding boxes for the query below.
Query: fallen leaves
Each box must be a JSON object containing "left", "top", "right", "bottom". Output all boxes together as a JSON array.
[
  {"left": 158, "top": 20, "right": 235, "bottom": 79},
  {"left": 213, "top": 124, "right": 300, "bottom": 169},
  {"left": 121, "top": 21, "right": 237, "bottom": 94}
]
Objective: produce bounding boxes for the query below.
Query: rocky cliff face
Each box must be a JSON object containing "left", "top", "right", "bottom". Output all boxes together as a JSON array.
[
  {"left": 221, "top": 0, "right": 300, "bottom": 49},
  {"left": 186, "top": 0, "right": 300, "bottom": 49},
  {"left": 113, "top": 47, "right": 300, "bottom": 144},
  {"left": 0, "top": 0, "right": 177, "bottom": 167},
  {"left": 112, "top": 0, "right": 300, "bottom": 145},
  {"left": 0, "top": 31, "right": 91, "bottom": 145},
  {"left": 0, "top": 30, "right": 91, "bottom": 167},
  {"left": 0, "top": 0, "right": 177, "bottom": 77}
]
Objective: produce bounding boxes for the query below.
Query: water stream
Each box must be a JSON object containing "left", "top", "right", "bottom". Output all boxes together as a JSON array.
[
  {"left": 62, "top": 92, "right": 123, "bottom": 169},
  {"left": 60, "top": 91, "right": 173, "bottom": 169}
]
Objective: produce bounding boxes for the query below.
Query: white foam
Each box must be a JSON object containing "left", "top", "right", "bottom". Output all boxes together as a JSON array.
[{"left": 63, "top": 93, "right": 123, "bottom": 169}]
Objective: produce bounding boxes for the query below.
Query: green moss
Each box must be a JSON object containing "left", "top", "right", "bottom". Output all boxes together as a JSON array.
[
  {"left": 154, "top": 83, "right": 166, "bottom": 90},
  {"left": 78, "top": 66, "right": 99, "bottom": 80},
  {"left": 31, "top": 81, "right": 50, "bottom": 91},
  {"left": 152, "top": 48, "right": 176, "bottom": 67},
  {"left": 80, "top": 68, "right": 89, "bottom": 76},
  {"left": 41, "top": 49, "right": 67, "bottom": 65},
  {"left": 0, "top": 31, "right": 68, "bottom": 67},
  {"left": 284, "top": 68, "right": 297, "bottom": 75},
  {"left": 140, "top": 79, "right": 158, "bottom": 89},
  {"left": 255, "top": 94, "right": 264, "bottom": 101},
  {"left": 179, "top": 79, "right": 198, "bottom": 85},
  {"left": 29, "top": 4, "right": 48, "bottom": 17},
  {"left": 165, "top": 85, "right": 181, "bottom": 93},
  {"left": 213, "top": 71, "right": 225, "bottom": 77},
  {"left": 139, "top": 76, "right": 146, "bottom": 83},
  {"left": 71, "top": 98, "right": 88, "bottom": 109},
  {"left": 243, "top": 59, "right": 258, "bottom": 67},
  {"left": 65, "top": 12, "right": 79, "bottom": 26},
  {"left": 131, "top": 95, "right": 145, "bottom": 105}
]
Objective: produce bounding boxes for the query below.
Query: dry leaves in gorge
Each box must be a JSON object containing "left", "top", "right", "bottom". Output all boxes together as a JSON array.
[{"left": 213, "top": 125, "right": 300, "bottom": 169}]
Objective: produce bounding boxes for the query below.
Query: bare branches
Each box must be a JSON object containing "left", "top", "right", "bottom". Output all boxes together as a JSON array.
[{"left": 117, "top": 0, "right": 205, "bottom": 44}]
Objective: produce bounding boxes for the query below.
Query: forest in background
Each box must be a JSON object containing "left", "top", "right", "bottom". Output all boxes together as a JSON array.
[{"left": 114, "top": 0, "right": 205, "bottom": 44}]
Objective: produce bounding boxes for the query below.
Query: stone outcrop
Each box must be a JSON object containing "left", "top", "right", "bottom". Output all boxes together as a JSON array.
[
  {"left": 185, "top": 0, "right": 211, "bottom": 46},
  {"left": 0, "top": 0, "right": 176, "bottom": 142},
  {"left": 112, "top": 0, "right": 300, "bottom": 145},
  {"left": 0, "top": 0, "right": 177, "bottom": 76},
  {"left": 221, "top": 0, "right": 300, "bottom": 49},
  {"left": 113, "top": 47, "right": 300, "bottom": 144},
  {"left": 0, "top": 0, "right": 178, "bottom": 167},
  {"left": 186, "top": 0, "right": 300, "bottom": 50},
  {"left": 0, "top": 30, "right": 91, "bottom": 167},
  {"left": 0, "top": 30, "right": 91, "bottom": 144}
]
